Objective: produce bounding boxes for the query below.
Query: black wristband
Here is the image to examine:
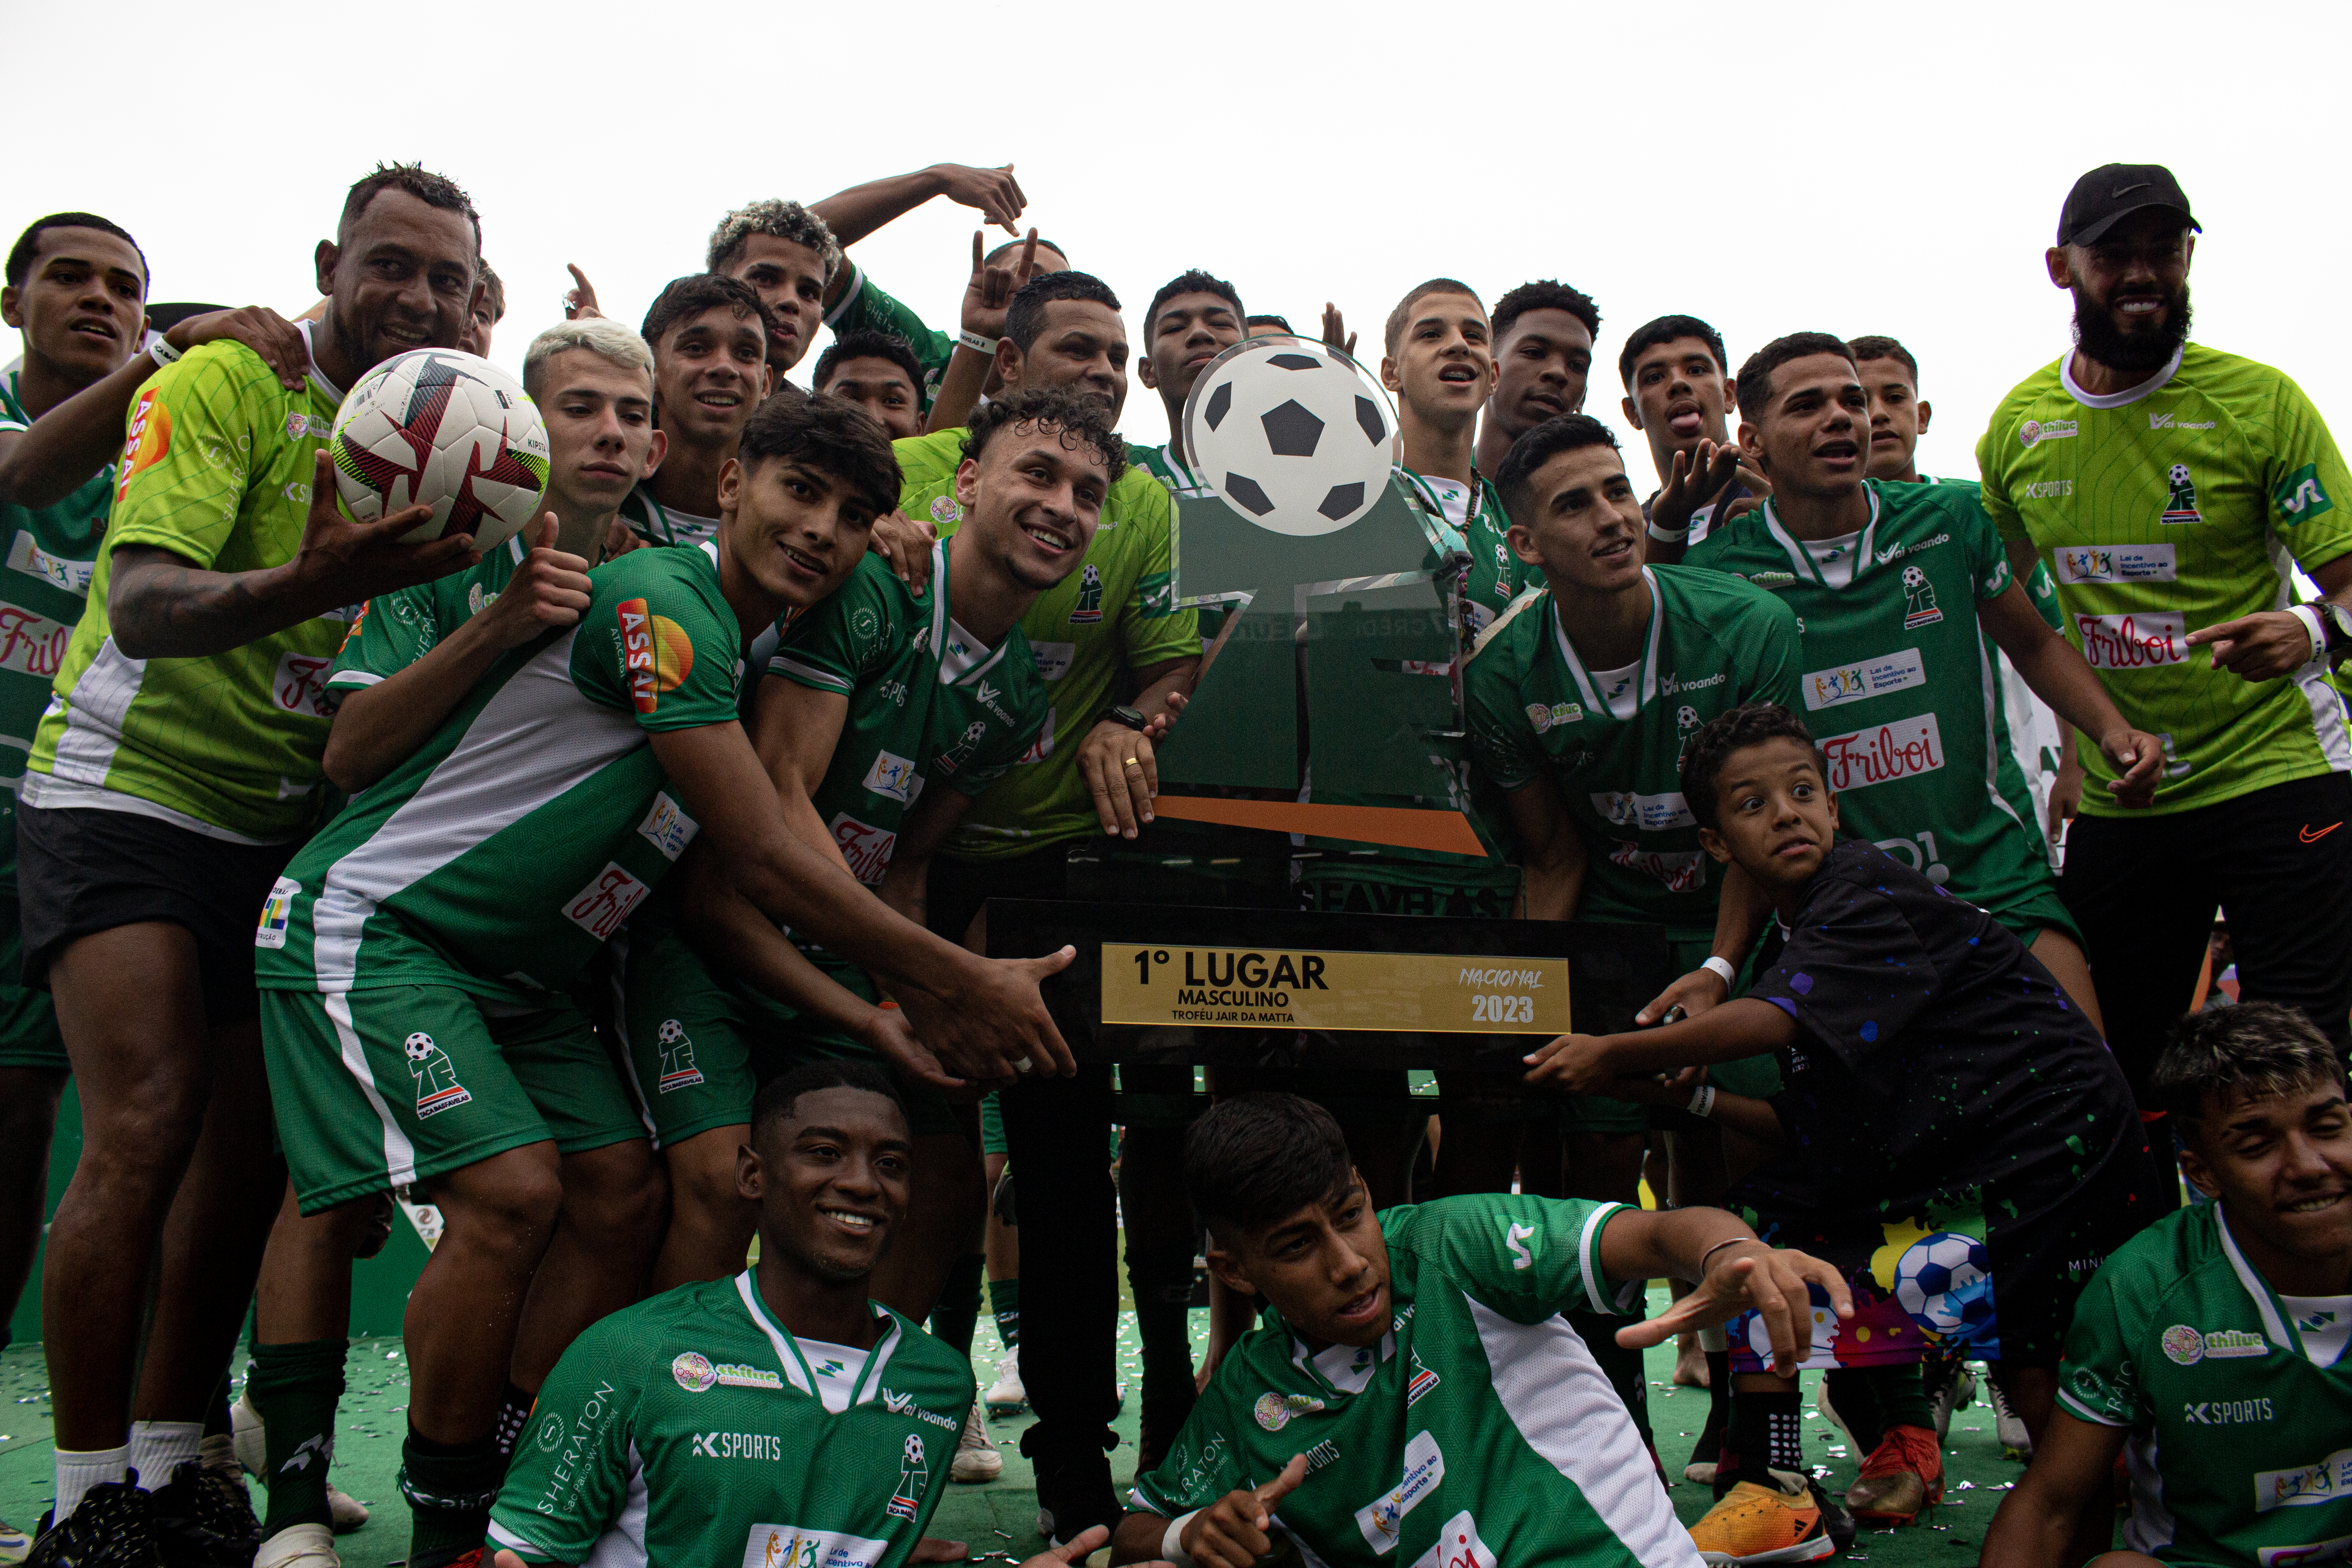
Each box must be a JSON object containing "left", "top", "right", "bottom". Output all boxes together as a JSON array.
[{"left": 1104, "top": 704, "right": 1151, "bottom": 734}]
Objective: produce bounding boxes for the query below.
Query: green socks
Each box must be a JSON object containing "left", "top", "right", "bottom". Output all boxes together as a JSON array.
[
  {"left": 400, "top": 1426, "right": 508, "bottom": 1568},
  {"left": 1871, "top": 1361, "right": 1936, "bottom": 1435},
  {"left": 989, "top": 1276, "right": 1021, "bottom": 1350},
  {"left": 249, "top": 1339, "right": 348, "bottom": 1538},
  {"left": 930, "top": 1253, "right": 985, "bottom": 1358}
]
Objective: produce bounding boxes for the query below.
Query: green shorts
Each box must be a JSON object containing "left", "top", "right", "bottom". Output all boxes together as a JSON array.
[
  {"left": 260, "top": 985, "right": 645, "bottom": 1214},
  {"left": 0, "top": 902, "right": 64, "bottom": 1073},
  {"left": 618, "top": 910, "right": 958, "bottom": 1145},
  {"left": 980, "top": 1092, "right": 1006, "bottom": 1157},
  {"left": 1989, "top": 886, "right": 2082, "bottom": 951}
]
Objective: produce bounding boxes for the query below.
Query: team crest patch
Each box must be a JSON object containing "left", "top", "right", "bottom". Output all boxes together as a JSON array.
[
  {"left": 887, "top": 1435, "right": 930, "bottom": 1520},
  {"left": 2162, "top": 1325, "right": 2205, "bottom": 1365},
  {"left": 255, "top": 877, "right": 300, "bottom": 949},
  {"left": 673, "top": 1352, "right": 717, "bottom": 1392},
  {"left": 1254, "top": 1391, "right": 1325, "bottom": 1431},
  {"left": 929, "top": 495, "right": 961, "bottom": 525},
  {"left": 932, "top": 720, "right": 990, "bottom": 777},
  {"left": 1406, "top": 1352, "right": 1441, "bottom": 1407},
  {"left": 1901, "top": 564, "right": 1943, "bottom": 629},
  {"left": 2161, "top": 463, "right": 2203, "bottom": 525},
  {"left": 2019, "top": 418, "right": 2078, "bottom": 448},
  {"left": 1069, "top": 564, "right": 1105, "bottom": 624},
  {"left": 404, "top": 1033, "right": 473, "bottom": 1119},
  {"left": 655, "top": 1019, "right": 704, "bottom": 1092}
]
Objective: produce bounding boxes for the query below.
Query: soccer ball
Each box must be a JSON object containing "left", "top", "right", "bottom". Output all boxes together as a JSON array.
[
  {"left": 2170, "top": 463, "right": 2191, "bottom": 485},
  {"left": 1892, "top": 1230, "right": 1995, "bottom": 1340},
  {"left": 402, "top": 1032, "right": 437, "bottom": 1063},
  {"left": 657, "top": 1019, "right": 686, "bottom": 1045},
  {"left": 1902, "top": 564, "right": 1925, "bottom": 589},
  {"left": 1182, "top": 338, "right": 1395, "bottom": 537},
  {"left": 331, "top": 349, "right": 550, "bottom": 550}
]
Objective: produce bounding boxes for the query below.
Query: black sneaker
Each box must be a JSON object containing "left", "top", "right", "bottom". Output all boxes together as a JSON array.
[
  {"left": 151, "top": 1461, "right": 258, "bottom": 1568},
  {"left": 1807, "top": 1475, "right": 1857, "bottom": 1554},
  {"left": 25, "top": 1477, "right": 164, "bottom": 1568}
]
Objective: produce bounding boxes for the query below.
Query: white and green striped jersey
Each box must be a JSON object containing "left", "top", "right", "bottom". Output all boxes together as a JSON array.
[
  {"left": 1686, "top": 479, "right": 2060, "bottom": 923},
  {"left": 253, "top": 542, "right": 745, "bottom": 1004},
  {"left": 0, "top": 371, "right": 110, "bottom": 884},
  {"left": 1462, "top": 568, "right": 1803, "bottom": 940},
  {"left": 491, "top": 1271, "right": 974, "bottom": 1568},
  {"left": 324, "top": 533, "right": 530, "bottom": 705},
  {"left": 2058, "top": 1200, "right": 2352, "bottom": 1566},
  {"left": 1131, "top": 1195, "right": 1697, "bottom": 1568},
  {"left": 1130, "top": 441, "right": 1215, "bottom": 501}
]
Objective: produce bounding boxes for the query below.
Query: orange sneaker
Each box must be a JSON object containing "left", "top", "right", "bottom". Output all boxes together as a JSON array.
[
  {"left": 1845, "top": 1422, "right": 1945, "bottom": 1524},
  {"left": 1686, "top": 1479, "right": 1834, "bottom": 1565}
]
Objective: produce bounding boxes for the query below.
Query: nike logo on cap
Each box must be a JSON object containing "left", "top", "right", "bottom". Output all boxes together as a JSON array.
[
  {"left": 2300, "top": 823, "right": 2342, "bottom": 844},
  {"left": 2112, "top": 181, "right": 2152, "bottom": 198}
]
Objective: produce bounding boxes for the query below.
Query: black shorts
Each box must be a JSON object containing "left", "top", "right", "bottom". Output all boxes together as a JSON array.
[{"left": 17, "top": 800, "right": 299, "bottom": 1025}]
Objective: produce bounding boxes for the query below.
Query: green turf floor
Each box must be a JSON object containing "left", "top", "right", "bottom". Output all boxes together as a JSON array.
[{"left": 0, "top": 1287, "right": 2063, "bottom": 1566}]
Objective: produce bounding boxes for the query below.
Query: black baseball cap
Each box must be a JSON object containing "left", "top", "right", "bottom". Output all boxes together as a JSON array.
[{"left": 2057, "top": 164, "right": 2200, "bottom": 247}]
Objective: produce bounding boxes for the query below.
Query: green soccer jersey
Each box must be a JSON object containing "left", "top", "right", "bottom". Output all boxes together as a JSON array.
[
  {"left": 1131, "top": 1195, "right": 1697, "bottom": 1568},
  {"left": 253, "top": 542, "right": 745, "bottom": 1004},
  {"left": 1978, "top": 344, "right": 2352, "bottom": 816},
  {"left": 1396, "top": 467, "right": 1536, "bottom": 649},
  {"left": 1463, "top": 567, "right": 1802, "bottom": 940},
  {"left": 323, "top": 533, "right": 529, "bottom": 706},
  {"left": 1130, "top": 441, "right": 1214, "bottom": 502},
  {"left": 769, "top": 540, "right": 1049, "bottom": 884},
  {"left": 895, "top": 428, "right": 1198, "bottom": 860},
  {"left": 26, "top": 335, "right": 357, "bottom": 840},
  {"left": 1687, "top": 479, "right": 2060, "bottom": 923},
  {"left": 825, "top": 265, "right": 955, "bottom": 412},
  {"left": 491, "top": 1270, "right": 974, "bottom": 1568},
  {"left": 0, "top": 372, "right": 111, "bottom": 885},
  {"left": 617, "top": 484, "right": 722, "bottom": 549},
  {"left": 2058, "top": 1200, "right": 2352, "bottom": 1567}
]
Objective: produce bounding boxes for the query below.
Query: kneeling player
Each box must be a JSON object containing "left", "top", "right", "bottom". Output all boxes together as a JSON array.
[
  {"left": 1107, "top": 1093, "right": 1847, "bottom": 1568},
  {"left": 1984, "top": 1003, "right": 2352, "bottom": 1568},
  {"left": 486, "top": 1061, "right": 1110, "bottom": 1568},
  {"left": 1527, "top": 704, "right": 2161, "bottom": 1550},
  {"left": 258, "top": 395, "right": 1075, "bottom": 1568}
]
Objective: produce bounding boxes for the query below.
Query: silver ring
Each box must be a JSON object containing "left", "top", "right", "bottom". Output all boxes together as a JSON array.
[{"left": 1014, "top": 1057, "right": 1036, "bottom": 1074}]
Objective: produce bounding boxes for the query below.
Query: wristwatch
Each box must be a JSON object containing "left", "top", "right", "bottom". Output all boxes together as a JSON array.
[
  {"left": 2321, "top": 602, "right": 2352, "bottom": 665},
  {"left": 1104, "top": 704, "right": 1151, "bottom": 734}
]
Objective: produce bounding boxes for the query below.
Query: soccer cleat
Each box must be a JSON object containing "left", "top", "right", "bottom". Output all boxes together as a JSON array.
[
  {"left": 1686, "top": 1480, "right": 1834, "bottom": 1565},
  {"left": 950, "top": 1404, "right": 1002, "bottom": 1484},
  {"left": 985, "top": 1349, "right": 1026, "bottom": 1415},
  {"left": 1806, "top": 1477, "right": 1855, "bottom": 1555},
  {"left": 152, "top": 1460, "right": 260, "bottom": 1568},
  {"left": 2, "top": 1518, "right": 34, "bottom": 1567},
  {"left": 1845, "top": 1424, "right": 1944, "bottom": 1524},
  {"left": 250, "top": 1526, "right": 335, "bottom": 1568},
  {"left": 1923, "top": 1358, "right": 1978, "bottom": 1443},
  {"left": 225, "top": 1399, "right": 364, "bottom": 1534},
  {"left": 1989, "top": 1377, "right": 2033, "bottom": 1460},
  {"left": 24, "top": 1477, "right": 163, "bottom": 1568}
]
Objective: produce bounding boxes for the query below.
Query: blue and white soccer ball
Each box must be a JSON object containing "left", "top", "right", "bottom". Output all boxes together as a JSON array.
[
  {"left": 1182, "top": 338, "right": 1396, "bottom": 539},
  {"left": 1892, "top": 1231, "right": 1994, "bottom": 1340}
]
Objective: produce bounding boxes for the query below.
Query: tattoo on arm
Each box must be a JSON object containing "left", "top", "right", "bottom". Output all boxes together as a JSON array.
[{"left": 109, "top": 547, "right": 299, "bottom": 661}]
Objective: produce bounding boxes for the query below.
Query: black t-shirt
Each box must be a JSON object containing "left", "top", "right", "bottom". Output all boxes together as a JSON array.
[{"left": 1750, "top": 840, "right": 2139, "bottom": 1223}]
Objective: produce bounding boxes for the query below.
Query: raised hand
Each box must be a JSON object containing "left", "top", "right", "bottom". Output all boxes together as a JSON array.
[
  {"left": 1321, "top": 303, "right": 1356, "bottom": 360},
  {"left": 1619, "top": 1240, "right": 1852, "bottom": 1377},
  {"left": 564, "top": 264, "right": 602, "bottom": 321},
  {"left": 292, "top": 449, "right": 480, "bottom": 602},
  {"left": 869, "top": 509, "right": 940, "bottom": 588},
  {"left": 477, "top": 515, "right": 593, "bottom": 651},
  {"left": 960, "top": 229, "right": 1041, "bottom": 340},
  {"left": 2187, "top": 608, "right": 2324, "bottom": 682},
  {"left": 1649, "top": 440, "right": 1743, "bottom": 538},
  {"left": 932, "top": 164, "right": 1028, "bottom": 234}
]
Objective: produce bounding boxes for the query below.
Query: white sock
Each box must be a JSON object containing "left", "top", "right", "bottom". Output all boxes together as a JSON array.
[
  {"left": 128, "top": 1420, "right": 202, "bottom": 1488},
  {"left": 54, "top": 1444, "right": 129, "bottom": 1521}
]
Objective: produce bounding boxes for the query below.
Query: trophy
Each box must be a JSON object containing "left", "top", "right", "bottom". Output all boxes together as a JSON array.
[{"left": 988, "top": 336, "right": 1671, "bottom": 1068}]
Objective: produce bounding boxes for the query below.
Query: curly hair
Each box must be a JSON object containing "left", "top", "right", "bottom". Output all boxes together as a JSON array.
[
  {"left": 1491, "top": 279, "right": 1601, "bottom": 345},
  {"left": 960, "top": 385, "right": 1128, "bottom": 485},
  {"left": 705, "top": 198, "right": 841, "bottom": 281},
  {"left": 1678, "top": 703, "right": 1825, "bottom": 833}
]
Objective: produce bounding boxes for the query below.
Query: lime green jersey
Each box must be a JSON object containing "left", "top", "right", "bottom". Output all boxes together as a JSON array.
[
  {"left": 1462, "top": 568, "right": 1802, "bottom": 940},
  {"left": 0, "top": 372, "right": 112, "bottom": 884},
  {"left": 27, "top": 334, "right": 354, "bottom": 840},
  {"left": 896, "top": 428, "right": 1198, "bottom": 859},
  {"left": 1977, "top": 344, "right": 2352, "bottom": 815},
  {"left": 824, "top": 266, "right": 954, "bottom": 412},
  {"left": 1686, "top": 479, "right": 2061, "bottom": 925},
  {"left": 2058, "top": 1200, "right": 2352, "bottom": 1567},
  {"left": 491, "top": 1272, "right": 974, "bottom": 1568}
]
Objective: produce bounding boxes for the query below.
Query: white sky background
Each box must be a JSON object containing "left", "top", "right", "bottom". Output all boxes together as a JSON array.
[{"left": 8, "top": 0, "right": 2346, "bottom": 488}]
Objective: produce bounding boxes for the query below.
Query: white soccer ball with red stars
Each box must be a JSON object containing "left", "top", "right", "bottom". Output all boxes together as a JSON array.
[{"left": 330, "top": 348, "right": 550, "bottom": 550}]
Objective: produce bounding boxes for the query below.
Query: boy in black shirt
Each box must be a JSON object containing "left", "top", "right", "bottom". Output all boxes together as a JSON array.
[{"left": 1525, "top": 703, "right": 2159, "bottom": 1546}]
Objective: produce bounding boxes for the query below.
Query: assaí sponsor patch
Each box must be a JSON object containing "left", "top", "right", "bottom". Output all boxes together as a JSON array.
[
  {"left": 117, "top": 389, "right": 171, "bottom": 500},
  {"left": 618, "top": 597, "right": 695, "bottom": 714}
]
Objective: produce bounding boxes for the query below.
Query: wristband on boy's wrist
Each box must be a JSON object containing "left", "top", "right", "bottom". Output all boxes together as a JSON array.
[
  {"left": 1700, "top": 956, "right": 1737, "bottom": 988},
  {"left": 1164, "top": 1512, "right": 1200, "bottom": 1567},
  {"left": 958, "top": 329, "right": 1000, "bottom": 355},
  {"left": 1646, "top": 519, "right": 1689, "bottom": 544},
  {"left": 1687, "top": 1083, "right": 1717, "bottom": 1119}
]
